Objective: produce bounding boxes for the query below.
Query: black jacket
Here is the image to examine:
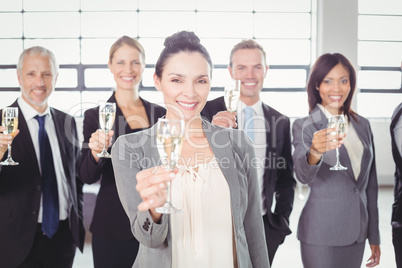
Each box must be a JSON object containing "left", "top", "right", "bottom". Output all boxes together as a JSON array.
[{"left": 391, "top": 103, "right": 402, "bottom": 227}]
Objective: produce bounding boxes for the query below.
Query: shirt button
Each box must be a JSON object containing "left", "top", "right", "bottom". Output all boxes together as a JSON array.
[
  {"left": 32, "top": 211, "right": 37, "bottom": 215},
  {"left": 36, "top": 185, "right": 41, "bottom": 191}
]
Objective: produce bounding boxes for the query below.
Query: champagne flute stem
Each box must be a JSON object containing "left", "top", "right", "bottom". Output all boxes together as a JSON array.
[
  {"left": 166, "top": 180, "right": 172, "bottom": 204},
  {"left": 7, "top": 144, "right": 12, "bottom": 160},
  {"left": 335, "top": 147, "right": 340, "bottom": 166},
  {"left": 103, "top": 130, "right": 107, "bottom": 153}
]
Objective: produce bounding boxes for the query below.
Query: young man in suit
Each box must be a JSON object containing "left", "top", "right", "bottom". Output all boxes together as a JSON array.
[
  {"left": 391, "top": 102, "right": 402, "bottom": 268},
  {"left": 201, "top": 40, "right": 296, "bottom": 266},
  {"left": 0, "top": 46, "right": 85, "bottom": 268}
]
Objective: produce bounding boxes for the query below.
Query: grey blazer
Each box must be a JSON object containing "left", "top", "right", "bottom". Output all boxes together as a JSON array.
[
  {"left": 292, "top": 106, "right": 380, "bottom": 246},
  {"left": 112, "top": 120, "right": 270, "bottom": 268}
]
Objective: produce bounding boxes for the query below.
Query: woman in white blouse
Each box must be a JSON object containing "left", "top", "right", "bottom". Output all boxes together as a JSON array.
[
  {"left": 111, "top": 31, "right": 269, "bottom": 268},
  {"left": 292, "top": 53, "right": 380, "bottom": 268}
]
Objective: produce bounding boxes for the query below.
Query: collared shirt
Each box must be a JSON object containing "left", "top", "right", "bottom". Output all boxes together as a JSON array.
[
  {"left": 392, "top": 104, "right": 402, "bottom": 157},
  {"left": 237, "top": 99, "right": 267, "bottom": 215},
  {"left": 18, "top": 97, "right": 69, "bottom": 221}
]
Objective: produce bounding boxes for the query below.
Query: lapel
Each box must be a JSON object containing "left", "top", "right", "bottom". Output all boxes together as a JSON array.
[
  {"left": 10, "top": 101, "right": 38, "bottom": 165},
  {"left": 262, "top": 103, "right": 271, "bottom": 153},
  {"left": 309, "top": 106, "right": 327, "bottom": 132},
  {"left": 348, "top": 114, "right": 372, "bottom": 184},
  {"left": 143, "top": 120, "right": 242, "bottom": 226},
  {"left": 311, "top": 106, "right": 356, "bottom": 182},
  {"left": 391, "top": 103, "right": 402, "bottom": 169},
  {"left": 50, "top": 108, "right": 69, "bottom": 181},
  {"left": 261, "top": 103, "right": 273, "bottom": 182},
  {"left": 109, "top": 92, "right": 158, "bottom": 140},
  {"left": 339, "top": 118, "right": 356, "bottom": 183},
  {"left": 202, "top": 120, "right": 241, "bottom": 219}
]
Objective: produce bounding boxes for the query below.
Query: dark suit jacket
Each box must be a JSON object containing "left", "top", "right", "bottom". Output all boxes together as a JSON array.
[
  {"left": 391, "top": 102, "right": 402, "bottom": 228},
  {"left": 79, "top": 93, "right": 166, "bottom": 240},
  {"left": 201, "top": 96, "right": 296, "bottom": 239},
  {"left": 0, "top": 100, "right": 85, "bottom": 268}
]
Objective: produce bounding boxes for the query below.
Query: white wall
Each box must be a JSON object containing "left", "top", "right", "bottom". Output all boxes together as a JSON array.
[{"left": 370, "top": 119, "right": 395, "bottom": 185}]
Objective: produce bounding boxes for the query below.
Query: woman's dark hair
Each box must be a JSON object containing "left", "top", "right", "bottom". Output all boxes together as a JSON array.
[
  {"left": 155, "top": 31, "right": 212, "bottom": 78},
  {"left": 307, "top": 53, "right": 357, "bottom": 120}
]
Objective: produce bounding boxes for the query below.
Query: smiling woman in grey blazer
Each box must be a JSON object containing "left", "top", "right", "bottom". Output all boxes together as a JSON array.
[
  {"left": 111, "top": 31, "right": 269, "bottom": 268},
  {"left": 292, "top": 53, "right": 380, "bottom": 268}
]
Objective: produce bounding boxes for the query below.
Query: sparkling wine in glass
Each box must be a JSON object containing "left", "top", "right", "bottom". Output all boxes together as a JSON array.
[
  {"left": 155, "top": 118, "right": 184, "bottom": 214},
  {"left": 97, "top": 102, "right": 116, "bottom": 158},
  {"left": 1, "top": 107, "right": 19, "bottom": 166},
  {"left": 224, "top": 79, "right": 241, "bottom": 113},
  {"left": 328, "top": 114, "right": 347, "bottom": 171}
]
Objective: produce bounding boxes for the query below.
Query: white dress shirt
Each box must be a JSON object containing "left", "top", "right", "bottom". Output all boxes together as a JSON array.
[
  {"left": 18, "top": 97, "right": 69, "bottom": 222},
  {"left": 237, "top": 99, "right": 267, "bottom": 215}
]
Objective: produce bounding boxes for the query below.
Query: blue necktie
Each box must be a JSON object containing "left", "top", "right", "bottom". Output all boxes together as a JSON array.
[
  {"left": 35, "top": 115, "right": 59, "bottom": 238},
  {"left": 243, "top": 106, "right": 255, "bottom": 142}
]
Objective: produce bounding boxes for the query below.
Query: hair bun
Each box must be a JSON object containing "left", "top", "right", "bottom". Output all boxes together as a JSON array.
[{"left": 164, "top": 31, "right": 200, "bottom": 48}]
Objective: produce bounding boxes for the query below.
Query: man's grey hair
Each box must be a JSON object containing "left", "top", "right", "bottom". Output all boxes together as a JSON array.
[{"left": 17, "top": 46, "right": 59, "bottom": 75}]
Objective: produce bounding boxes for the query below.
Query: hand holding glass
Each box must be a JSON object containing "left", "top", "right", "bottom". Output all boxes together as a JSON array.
[
  {"left": 328, "top": 114, "right": 347, "bottom": 171},
  {"left": 1, "top": 107, "right": 19, "bottom": 166},
  {"left": 155, "top": 118, "right": 184, "bottom": 214},
  {"left": 97, "top": 102, "right": 116, "bottom": 158}
]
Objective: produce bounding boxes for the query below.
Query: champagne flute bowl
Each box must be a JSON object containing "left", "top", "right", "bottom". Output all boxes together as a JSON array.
[
  {"left": 328, "top": 114, "right": 347, "bottom": 171},
  {"left": 155, "top": 118, "right": 184, "bottom": 214},
  {"left": 97, "top": 102, "right": 116, "bottom": 158},
  {"left": 1, "top": 107, "right": 19, "bottom": 166}
]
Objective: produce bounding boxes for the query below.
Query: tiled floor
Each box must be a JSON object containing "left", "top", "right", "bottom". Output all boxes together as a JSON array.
[{"left": 72, "top": 186, "right": 397, "bottom": 268}]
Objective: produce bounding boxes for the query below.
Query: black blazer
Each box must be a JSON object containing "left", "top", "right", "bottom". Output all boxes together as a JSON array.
[
  {"left": 201, "top": 96, "right": 296, "bottom": 237},
  {"left": 79, "top": 93, "right": 166, "bottom": 240},
  {"left": 0, "top": 100, "right": 85, "bottom": 268},
  {"left": 391, "top": 102, "right": 402, "bottom": 227}
]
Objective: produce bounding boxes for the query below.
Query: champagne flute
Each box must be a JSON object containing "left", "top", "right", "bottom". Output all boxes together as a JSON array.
[
  {"left": 224, "top": 79, "right": 241, "bottom": 113},
  {"left": 155, "top": 118, "right": 184, "bottom": 214},
  {"left": 1, "top": 107, "right": 19, "bottom": 166},
  {"left": 97, "top": 102, "right": 116, "bottom": 158},
  {"left": 328, "top": 114, "right": 347, "bottom": 171},
  {"left": 224, "top": 79, "right": 240, "bottom": 129}
]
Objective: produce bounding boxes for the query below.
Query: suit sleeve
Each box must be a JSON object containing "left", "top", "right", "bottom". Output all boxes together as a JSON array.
[
  {"left": 79, "top": 108, "right": 106, "bottom": 184},
  {"left": 200, "top": 97, "right": 225, "bottom": 122},
  {"left": 365, "top": 122, "right": 380, "bottom": 245},
  {"left": 292, "top": 117, "right": 322, "bottom": 184},
  {"left": 112, "top": 134, "right": 168, "bottom": 248},
  {"left": 274, "top": 116, "right": 296, "bottom": 220},
  {"left": 73, "top": 118, "right": 84, "bottom": 225}
]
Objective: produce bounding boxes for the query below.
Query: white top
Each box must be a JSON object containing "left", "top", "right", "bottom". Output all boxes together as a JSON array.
[
  {"left": 171, "top": 158, "right": 236, "bottom": 268},
  {"left": 237, "top": 99, "right": 267, "bottom": 215},
  {"left": 17, "top": 97, "right": 69, "bottom": 221},
  {"left": 317, "top": 104, "right": 364, "bottom": 179}
]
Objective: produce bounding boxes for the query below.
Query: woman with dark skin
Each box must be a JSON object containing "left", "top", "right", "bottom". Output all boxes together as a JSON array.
[{"left": 292, "top": 53, "right": 380, "bottom": 268}]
